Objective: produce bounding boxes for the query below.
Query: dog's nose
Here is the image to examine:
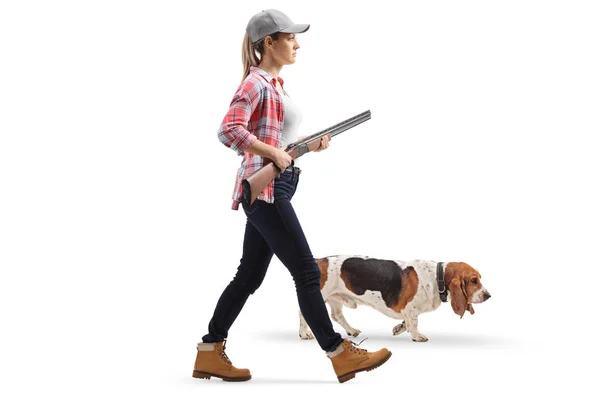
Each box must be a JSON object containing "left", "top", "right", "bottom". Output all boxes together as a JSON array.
[{"left": 483, "top": 292, "right": 491, "bottom": 301}]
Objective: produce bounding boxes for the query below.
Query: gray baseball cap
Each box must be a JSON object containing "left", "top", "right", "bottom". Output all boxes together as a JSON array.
[{"left": 246, "top": 9, "right": 310, "bottom": 44}]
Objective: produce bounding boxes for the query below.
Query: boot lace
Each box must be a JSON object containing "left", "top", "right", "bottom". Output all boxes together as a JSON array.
[
  {"left": 347, "top": 338, "right": 369, "bottom": 355},
  {"left": 219, "top": 339, "right": 232, "bottom": 364}
]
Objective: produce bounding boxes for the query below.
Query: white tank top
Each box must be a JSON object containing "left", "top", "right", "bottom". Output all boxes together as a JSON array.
[{"left": 280, "top": 92, "right": 302, "bottom": 168}]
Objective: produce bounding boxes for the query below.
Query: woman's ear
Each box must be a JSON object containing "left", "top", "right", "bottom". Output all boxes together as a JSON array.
[
  {"left": 264, "top": 36, "right": 274, "bottom": 50},
  {"left": 449, "top": 278, "right": 468, "bottom": 318}
]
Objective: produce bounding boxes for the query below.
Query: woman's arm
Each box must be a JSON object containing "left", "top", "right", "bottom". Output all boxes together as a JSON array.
[
  {"left": 249, "top": 140, "right": 292, "bottom": 170},
  {"left": 246, "top": 139, "right": 277, "bottom": 159},
  {"left": 217, "top": 85, "right": 293, "bottom": 170},
  {"left": 217, "top": 88, "right": 260, "bottom": 156}
]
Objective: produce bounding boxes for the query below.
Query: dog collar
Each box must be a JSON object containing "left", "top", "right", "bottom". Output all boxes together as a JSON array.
[{"left": 437, "top": 262, "right": 448, "bottom": 302}]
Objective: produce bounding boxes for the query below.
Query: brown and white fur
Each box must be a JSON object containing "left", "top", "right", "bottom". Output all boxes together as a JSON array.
[{"left": 299, "top": 256, "right": 491, "bottom": 342}]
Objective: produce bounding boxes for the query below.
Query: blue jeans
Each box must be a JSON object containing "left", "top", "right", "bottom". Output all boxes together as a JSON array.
[{"left": 202, "top": 167, "right": 343, "bottom": 352}]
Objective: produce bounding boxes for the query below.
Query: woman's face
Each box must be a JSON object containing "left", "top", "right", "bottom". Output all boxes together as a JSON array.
[{"left": 270, "top": 33, "right": 300, "bottom": 65}]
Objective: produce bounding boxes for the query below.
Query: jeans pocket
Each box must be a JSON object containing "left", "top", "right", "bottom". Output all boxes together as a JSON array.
[
  {"left": 274, "top": 179, "right": 296, "bottom": 201},
  {"left": 242, "top": 198, "right": 261, "bottom": 217}
]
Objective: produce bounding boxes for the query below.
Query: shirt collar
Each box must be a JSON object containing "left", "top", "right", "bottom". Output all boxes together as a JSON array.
[{"left": 250, "top": 66, "right": 285, "bottom": 88}]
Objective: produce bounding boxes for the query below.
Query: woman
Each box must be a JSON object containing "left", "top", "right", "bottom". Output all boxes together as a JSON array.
[{"left": 193, "top": 9, "right": 392, "bottom": 383}]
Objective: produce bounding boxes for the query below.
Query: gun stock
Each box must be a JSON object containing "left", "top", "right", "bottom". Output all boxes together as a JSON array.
[{"left": 241, "top": 162, "right": 281, "bottom": 206}]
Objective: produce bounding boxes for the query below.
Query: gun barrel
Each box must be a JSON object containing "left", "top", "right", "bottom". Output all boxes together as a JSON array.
[{"left": 293, "top": 110, "right": 371, "bottom": 146}]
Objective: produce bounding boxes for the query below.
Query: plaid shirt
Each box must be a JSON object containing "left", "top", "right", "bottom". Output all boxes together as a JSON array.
[{"left": 218, "top": 66, "right": 285, "bottom": 210}]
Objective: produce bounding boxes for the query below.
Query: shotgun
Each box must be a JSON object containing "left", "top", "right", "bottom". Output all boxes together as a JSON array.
[{"left": 242, "top": 110, "right": 371, "bottom": 206}]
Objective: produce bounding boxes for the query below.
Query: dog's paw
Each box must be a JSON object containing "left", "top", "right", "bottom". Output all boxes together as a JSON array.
[
  {"left": 346, "top": 328, "right": 361, "bottom": 337},
  {"left": 411, "top": 333, "right": 429, "bottom": 342},
  {"left": 392, "top": 322, "right": 406, "bottom": 336},
  {"left": 299, "top": 330, "right": 314, "bottom": 340}
]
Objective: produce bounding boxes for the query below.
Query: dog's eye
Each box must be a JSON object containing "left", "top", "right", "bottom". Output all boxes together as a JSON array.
[{"left": 471, "top": 278, "right": 478, "bottom": 284}]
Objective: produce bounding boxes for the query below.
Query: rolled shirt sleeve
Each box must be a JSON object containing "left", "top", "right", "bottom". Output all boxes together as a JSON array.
[{"left": 217, "top": 87, "right": 260, "bottom": 156}]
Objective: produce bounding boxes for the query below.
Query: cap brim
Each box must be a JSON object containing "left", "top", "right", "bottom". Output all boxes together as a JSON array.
[{"left": 279, "top": 24, "right": 310, "bottom": 34}]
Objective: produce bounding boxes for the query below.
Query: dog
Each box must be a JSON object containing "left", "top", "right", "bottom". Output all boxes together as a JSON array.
[{"left": 299, "top": 256, "right": 491, "bottom": 342}]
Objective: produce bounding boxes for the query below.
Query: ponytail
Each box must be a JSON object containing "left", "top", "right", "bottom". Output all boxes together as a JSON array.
[
  {"left": 241, "top": 32, "right": 280, "bottom": 83},
  {"left": 241, "top": 33, "right": 260, "bottom": 83}
]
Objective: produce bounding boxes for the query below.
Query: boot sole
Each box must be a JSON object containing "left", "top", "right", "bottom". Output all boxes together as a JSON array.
[
  {"left": 337, "top": 351, "right": 392, "bottom": 383},
  {"left": 192, "top": 370, "right": 251, "bottom": 382}
]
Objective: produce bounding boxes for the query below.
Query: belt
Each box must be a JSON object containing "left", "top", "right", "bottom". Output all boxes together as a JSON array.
[{"left": 284, "top": 165, "right": 302, "bottom": 174}]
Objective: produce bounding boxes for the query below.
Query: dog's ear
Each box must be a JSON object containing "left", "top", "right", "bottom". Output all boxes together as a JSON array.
[
  {"left": 449, "top": 278, "right": 469, "bottom": 318},
  {"left": 462, "top": 276, "right": 475, "bottom": 315}
]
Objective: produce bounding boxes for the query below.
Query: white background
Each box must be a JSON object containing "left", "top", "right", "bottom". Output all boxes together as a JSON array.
[{"left": 1, "top": 0, "right": 599, "bottom": 398}]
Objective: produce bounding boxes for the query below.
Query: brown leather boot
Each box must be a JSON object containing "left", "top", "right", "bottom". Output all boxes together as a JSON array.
[
  {"left": 328, "top": 339, "right": 392, "bottom": 383},
  {"left": 192, "top": 340, "right": 251, "bottom": 382}
]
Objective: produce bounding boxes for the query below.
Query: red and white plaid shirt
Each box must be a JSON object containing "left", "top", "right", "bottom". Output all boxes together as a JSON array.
[{"left": 218, "top": 66, "right": 285, "bottom": 210}]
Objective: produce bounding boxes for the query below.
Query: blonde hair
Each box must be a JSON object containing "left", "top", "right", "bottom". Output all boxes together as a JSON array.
[{"left": 241, "top": 32, "right": 280, "bottom": 83}]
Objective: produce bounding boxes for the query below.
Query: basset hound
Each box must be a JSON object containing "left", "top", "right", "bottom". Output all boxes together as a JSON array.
[{"left": 299, "top": 256, "right": 491, "bottom": 342}]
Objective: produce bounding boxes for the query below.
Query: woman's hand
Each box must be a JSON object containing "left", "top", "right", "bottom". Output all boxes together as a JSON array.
[
  {"left": 270, "top": 147, "right": 293, "bottom": 171},
  {"left": 314, "top": 135, "right": 330, "bottom": 152}
]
